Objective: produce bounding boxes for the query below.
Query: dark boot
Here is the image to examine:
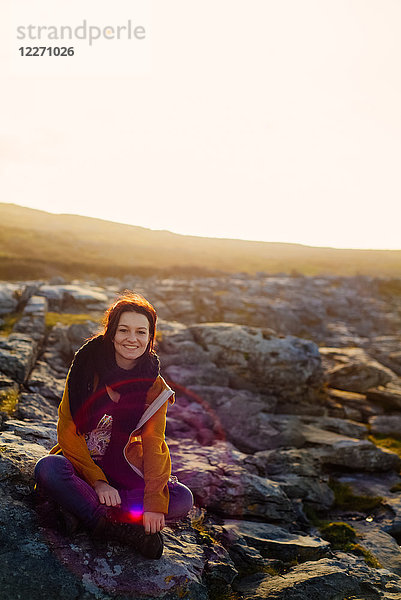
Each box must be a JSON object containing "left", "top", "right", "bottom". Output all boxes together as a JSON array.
[
  {"left": 58, "top": 506, "right": 81, "bottom": 537},
  {"left": 33, "top": 485, "right": 61, "bottom": 531},
  {"left": 92, "top": 516, "right": 164, "bottom": 559},
  {"left": 33, "top": 484, "right": 81, "bottom": 536}
]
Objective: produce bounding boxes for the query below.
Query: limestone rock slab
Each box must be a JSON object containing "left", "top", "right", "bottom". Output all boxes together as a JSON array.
[
  {"left": 0, "top": 333, "right": 37, "bottom": 384},
  {"left": 320, "top": 347, "right": 396, "bottom": 393},
  {"left": 0, "top": 283, "right": 20, "bottom": 315},
  {"left": 190, "top": 324, "right": 324, "bottom": 399},
  {"left": 37, "top": 284, "right": 108, "bottom": 311},
  {"left": 169, "top": 439, "right": 294, "bottom": 522},
  {"left": 223, "top": 520, "right": 330, "bottom": 563}
]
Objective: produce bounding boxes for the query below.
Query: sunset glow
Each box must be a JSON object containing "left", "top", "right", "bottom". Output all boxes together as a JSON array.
[{"left": 1, "top": 0, "right": 400, "bottom": 250}]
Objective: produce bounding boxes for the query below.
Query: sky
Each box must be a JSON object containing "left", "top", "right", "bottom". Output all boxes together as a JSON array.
[{"left": 1, "top": 0, "right": 401, "bottom": 250}]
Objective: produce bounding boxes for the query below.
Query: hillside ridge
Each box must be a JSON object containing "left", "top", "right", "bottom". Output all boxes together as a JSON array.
[{"left": 1, "top": 202, "right": 401, "bottom": 279}]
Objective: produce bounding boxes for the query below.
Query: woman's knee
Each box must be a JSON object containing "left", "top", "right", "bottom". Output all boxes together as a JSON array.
[
  {"left": 168, "top": 482, "right": 194, "bottom": 517},
  {"left": 34, "top": 454, "right": 72, "bottom": 486}
]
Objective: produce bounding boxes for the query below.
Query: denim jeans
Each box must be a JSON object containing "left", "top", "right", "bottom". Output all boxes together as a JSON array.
[{"left": 34, "top": 454, "right": 194, "bottom": 530}]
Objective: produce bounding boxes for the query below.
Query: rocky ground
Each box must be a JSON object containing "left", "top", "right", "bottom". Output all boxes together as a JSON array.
[{"left": 1, "top": 274, "right": 401, "bottom": 600}]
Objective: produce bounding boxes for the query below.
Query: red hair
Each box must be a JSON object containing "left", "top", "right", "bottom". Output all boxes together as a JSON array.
[{"left": 102, "top": 291, "right": 157, "bottom": 353}]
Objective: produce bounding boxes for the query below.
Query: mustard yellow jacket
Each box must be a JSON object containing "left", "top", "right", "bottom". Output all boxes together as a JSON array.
[{"left": 50, "top": 374, "right": 175, "bottom": 514}]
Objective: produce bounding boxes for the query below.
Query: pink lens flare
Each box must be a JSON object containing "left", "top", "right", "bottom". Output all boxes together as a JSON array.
[{"left": 128, "top": 508, "right": 143, "bottom": 522}]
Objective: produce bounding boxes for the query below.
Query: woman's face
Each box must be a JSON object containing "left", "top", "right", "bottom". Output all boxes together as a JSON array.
[{"left": 113, "top": 311, "right": 151, "bottom": 369}]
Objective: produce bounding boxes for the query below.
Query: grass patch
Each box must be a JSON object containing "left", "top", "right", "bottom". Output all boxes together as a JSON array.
[
  {"left": 329, "top": 479, "right": 383, "bottom": 512},
  {"left": 320, "top": 522, "right": 356, "bottom": 549},
  {"left": 319, "top": 522, "right": 382, "bottom": 569},
  {"left": 0, "top": 312, "right": 22, "bottom": 336},
  {"left": 351, "top": 543, "right": 383, "bottom": 569},
  {"left": 45, "top": 312, "right": 101, "bottom": 329},
  {"left": 369, "top": 434, "right": 401, "bottom": 459},
  {"left": 0, "top": 387, "right": 19, "bottom": 415}
]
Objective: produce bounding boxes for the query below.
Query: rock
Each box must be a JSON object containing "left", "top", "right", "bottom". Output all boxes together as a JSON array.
[
  {"left": 302, "top": 416, "right": 368, "bottom": 439},
  {"left": 0, "top": 488, "right": 84, "bottom": 600},
  {"left": 3, "top": 419, "right": 57, "bottom": 449},
  {"left": 362, "top": 335, "right": 401, "bottom": 377},
  {"left": 369, "top": 415, "right": 401, "bottom": 437},
  {"left": 320, "top": 347, "right": 396, "bottom": 393},
  {"left": 0, "top": 430, "right": 48, "bottom": 481},
  {"left": 158, "top": 321, "right": 230, "bottom": 388},
  {"left": 331, "top": 472, "right": 401, "bottom": 556},
  {"left": 299, "top": 423, "right": 352, "bottom": 446},
  {"left": 168, "top": 439, "right": 295, "bottom": 522},
  {"left": 170, "top": 386, "right": 305, "bottom": 453},
  {"left": 300, "top": 423, "right": 401, "bottom": 471},
  {"left": 163, "top": 298, "right": 197, "bottom": 323},
  {"left": 160, "top": 340, "right": 210, "bottom": 369},
  {"left": 326, "top": 387, "right": 383, "bottom": 422},
  {"left": 177, "top": 385, "right": 278, "bottom": 453},
  {"left": 233, "top": 555, "right": 383, "bottom": 599},
  {"left": 12, "top": 314, "right": 46, "bottom": 344},
  {"left": 0, "top": 283, "right": 20, "bottom": 315},
  {"left": 12, "top": 296, "right": 47, "bottom": 344},
  {"left": 367, "top": 382, "right": 401, "bottom": 411},
  {"left": 0, "top": 494, "right": 210, "bottom": 600},
  {"left": 243, "top": 448, "right": 334, "bottom": 510},
  {"left": 37, "top": 284, "right": 108, "bottom": 312},
  {"left": 228, "top": 540, "right": 280, "bottom": 575},
  {"left": 272, "top": 474, "right": 335, "bottom": 510},
  {"left": 42, "top": 324, "right": 73, "bottom": 372},
  {"left": 322, "top": 439, "right": 401, "bottom": 472},
  {"left": 201, "top": 536, "right": 238, "bottom": 591},
  {"left": 164, "top": 364, "right": 230, "bottom": 388},
  {"left": 0, "top": 333, "right": 37, "bottom": 384},
  {"left": 245, "top": 448, "right": 320, "bottom": 479},
  {"left": 158, "top": 319, "right": 195, "bottom": 346},
  {"left": 67, "top": 321, "right": 100, "bottom": 353},
  {"left": 1, "top": 274, "right": 401, "bottom": 599},
  {"left": 352, "top": 521, "right": 401, "bottom": 575},
  {"left": 23, "top": 295, "right": 48, "bottom": 315},
  {"left": 78, "top": 525, "right": 210, "bottom": 599},
  {"left": 189, "top": 323, "right": 324, "bottom": 399},
  {"left": 27, "top": 361, "right": 66, "bottom": 402},
  {"left": 17, "top": 392, "right": 58, "bottom": 423},
  {"left": 223, "top": 520, "right": 330, "bottom": 563},
  {"left": 166, "top": 393, "right": 222, "bottom": 446},
  {"left": 158, "top": 320, "right": 210, "bottom": 369},
  {"left": 325, "top": 321, "right": 367, "bottom": 348}
]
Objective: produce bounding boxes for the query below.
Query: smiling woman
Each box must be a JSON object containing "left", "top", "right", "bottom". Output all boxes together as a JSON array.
[
  {"left": 33, "top": 291, "right": 193, "bottom": 560},
  {"left": 112, "top": 312, "right": 151, "bottom": 369}
]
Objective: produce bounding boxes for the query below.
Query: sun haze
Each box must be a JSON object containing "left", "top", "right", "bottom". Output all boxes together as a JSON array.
[{"left": 1, "top": 0, "right": 400, "bottom": 250}]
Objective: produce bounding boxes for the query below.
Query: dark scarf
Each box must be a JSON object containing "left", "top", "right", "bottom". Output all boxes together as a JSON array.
[{"left": 68, "top": 335, "right": 160, "bottom": 436}]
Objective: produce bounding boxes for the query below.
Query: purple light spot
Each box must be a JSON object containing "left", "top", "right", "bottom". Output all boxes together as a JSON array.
[{"left": 129, "top": 507, "right": 143, "bottom": 522}]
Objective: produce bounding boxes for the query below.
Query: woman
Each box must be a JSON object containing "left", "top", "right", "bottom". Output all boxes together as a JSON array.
[{"left": 34, "top": 292, "right": 193, "bottom": 559}]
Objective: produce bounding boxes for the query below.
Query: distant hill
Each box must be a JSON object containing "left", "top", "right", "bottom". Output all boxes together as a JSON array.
[{"left": 1, "top": 203, "right": 400, "bottom": 279}]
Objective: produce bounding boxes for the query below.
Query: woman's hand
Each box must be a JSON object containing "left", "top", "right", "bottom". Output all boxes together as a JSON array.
[
  {"left": 93, "top": 480, "right": 121, "bottom": 507},
  {"left": 143, "top": 511, "right": 165, "bottom": 534}
]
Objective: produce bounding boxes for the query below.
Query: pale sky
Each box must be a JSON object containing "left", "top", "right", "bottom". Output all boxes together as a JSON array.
[{"left": 1, "top": 0, "right": 401, "bottom": 249}]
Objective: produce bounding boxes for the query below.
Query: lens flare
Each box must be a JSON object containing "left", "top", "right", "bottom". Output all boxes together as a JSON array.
[{"left": 128, "top": 506, "right": 143, "bottom": 522}]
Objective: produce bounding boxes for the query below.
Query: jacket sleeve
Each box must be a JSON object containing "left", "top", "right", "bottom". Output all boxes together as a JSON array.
[
  {"left": 140, "top": 399, "right": 171, "bottom": 514},
  {"left": 55, "top": 379, "right": 109, "bottom": 487}
]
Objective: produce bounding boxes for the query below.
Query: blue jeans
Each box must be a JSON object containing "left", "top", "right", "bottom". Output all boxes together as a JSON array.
[{"left": 34, "top": 454, "right": 194, "bottom": 530}]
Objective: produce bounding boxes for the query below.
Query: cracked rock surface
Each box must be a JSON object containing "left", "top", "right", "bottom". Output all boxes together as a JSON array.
[{"left": 1, "top": 274, "right": 401, "bottom": 599}]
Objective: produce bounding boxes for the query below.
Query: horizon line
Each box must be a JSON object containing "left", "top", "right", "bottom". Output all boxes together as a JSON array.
[{"left": 2, "top": 201, "right": 401, "bottom": 253}]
